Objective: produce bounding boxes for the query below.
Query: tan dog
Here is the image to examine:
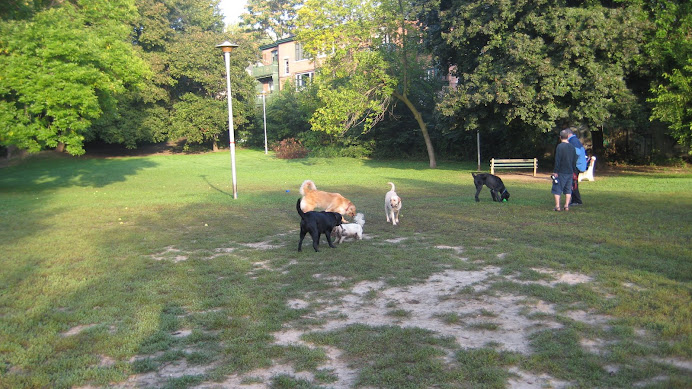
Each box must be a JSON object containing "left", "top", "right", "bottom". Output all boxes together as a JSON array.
[
  {"left": 300, "top": 180, "right": 356, "bottom": 220},
  {"left": 385, "top": 182, "right": 402, "bottom": 225}
]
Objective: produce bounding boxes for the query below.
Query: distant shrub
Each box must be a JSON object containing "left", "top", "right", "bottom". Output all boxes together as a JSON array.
[{"left": 273, "top": 138, "right": 309, "bottom": 159}]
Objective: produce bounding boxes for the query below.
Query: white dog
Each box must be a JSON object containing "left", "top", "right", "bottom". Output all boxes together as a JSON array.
[
  {"left": 335, "top": 213, "right": 365, "bottom": 243},
  {"left": 385, "top": 182, "right": 402, "bottom": 225}
]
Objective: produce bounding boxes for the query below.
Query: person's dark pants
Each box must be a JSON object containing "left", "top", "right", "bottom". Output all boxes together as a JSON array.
[{"left": 570, "top": 173, "right": 582, "bottom": 205}]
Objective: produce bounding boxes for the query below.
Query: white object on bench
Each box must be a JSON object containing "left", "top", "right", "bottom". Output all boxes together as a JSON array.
[
  {"left": 490, "top": 158, "right": 538, "bottom": 177},
  {"left": 578, "top": 156, "right": 596, "bottom": 182}
]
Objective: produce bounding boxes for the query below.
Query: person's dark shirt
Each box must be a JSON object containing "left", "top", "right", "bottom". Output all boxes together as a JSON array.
[{"left": 554, "top": 142, "right": 577, "bottom": 175}]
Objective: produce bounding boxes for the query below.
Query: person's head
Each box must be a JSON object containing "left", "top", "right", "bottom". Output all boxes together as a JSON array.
[{"left": 559, "top": 129, "right": 570, "bottom": 140}]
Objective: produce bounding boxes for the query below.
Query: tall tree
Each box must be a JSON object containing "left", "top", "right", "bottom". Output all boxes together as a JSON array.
[
  {"left": 94, "top": 0, "right": 257, "bottom": 151},
  {"left": 0, "top": 0, "right": 149, "bottom": 155},
  {"left": 417, "top": 0, "right": 649, "bottom": 154},
  {"left": 240, "top": 0, "right": 302, "bottom": 41},
  {"left": 297, "top": 0, "right": 441, "bottom": 168},
  {"left": 645, "top": 0, "right": 692, "bottom": 153}
]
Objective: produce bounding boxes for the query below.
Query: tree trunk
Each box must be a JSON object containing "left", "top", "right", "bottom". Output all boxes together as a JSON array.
[
  {"left": 393, "top": 91, "right": 437, "bottom": 168},
  {"left": 212, "top": 139, "right": 219, "bottom": 152},
  {"left": 56, "top": 142, "right": 65, "bottom": 153}
]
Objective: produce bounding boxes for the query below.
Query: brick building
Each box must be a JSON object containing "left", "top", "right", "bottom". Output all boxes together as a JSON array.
[{"left": 250, "top": 36, "right": 316, "bottom": 96}]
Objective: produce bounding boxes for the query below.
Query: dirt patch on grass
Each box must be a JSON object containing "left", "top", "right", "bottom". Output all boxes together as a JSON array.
[
  {"left": 175, "top": 264, "right": 596, "bottom": 388},
  {"left": 126, "top": 237, "right": 684, "bottom": 388}
]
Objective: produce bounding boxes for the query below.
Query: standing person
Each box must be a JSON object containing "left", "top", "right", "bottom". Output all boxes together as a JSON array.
[
  {"left": 566, "top": 128, "right": 587, "bottom": 205},
  {"left": 552, "top": 129, "right": 577, "bottom": 211}
]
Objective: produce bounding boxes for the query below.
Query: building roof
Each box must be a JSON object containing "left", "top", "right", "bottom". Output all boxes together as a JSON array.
[{"left": 258, "top": 36, "right": 296, "bottom": 51}]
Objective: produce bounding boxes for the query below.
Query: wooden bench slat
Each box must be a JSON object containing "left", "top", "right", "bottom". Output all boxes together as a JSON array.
[
  {"left": 493, "top": 159, "right": 535, "bottom": 162},
  {"left": 490, "top": 158, "right": 538, "bottom": 177}
]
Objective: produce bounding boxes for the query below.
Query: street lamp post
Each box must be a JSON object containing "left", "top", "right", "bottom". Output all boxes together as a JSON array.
[
  {"left": 261, "top": 92, "right": 268, "bottom": 154},
  {"left": 216, "top": 41, "right": 239, "bottom": 199}
]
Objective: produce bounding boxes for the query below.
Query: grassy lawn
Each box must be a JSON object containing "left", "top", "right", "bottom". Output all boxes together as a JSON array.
[{"left": 1, "top": 149, "right": 691, "bottom": 388}]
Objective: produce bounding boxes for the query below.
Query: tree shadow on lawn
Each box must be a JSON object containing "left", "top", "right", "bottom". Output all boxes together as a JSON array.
[
  {"left": 0, "top": 155, "right": 160, "bottom": 248},
  {"left": 0, "top": 152, "right": 159, "bottom": 191}
]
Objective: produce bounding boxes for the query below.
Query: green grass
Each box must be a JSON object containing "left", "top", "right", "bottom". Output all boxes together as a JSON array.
[{"left": 1, "top": 149, "right": 691, "bottom": 388}]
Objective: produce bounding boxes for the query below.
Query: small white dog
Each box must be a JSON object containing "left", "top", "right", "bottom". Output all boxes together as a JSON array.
[
  {"left": 335, "top": 213, "right": 365, "bottom": 243},
  {"left": 385, "top": 182, "right": 402, "bottom": 225}
]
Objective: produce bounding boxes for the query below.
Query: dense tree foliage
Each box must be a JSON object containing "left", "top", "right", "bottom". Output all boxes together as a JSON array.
[
  {"left": 0, "top": 0, "right": 257, "bottom": 156},
  {"left": 1, "top": 0, "right": 689, "bottom": 160},
  {"left": 416, "top": 0, "right": 650, "bottom": 157},
  {"left": 94, "top": 0, "right": 257, "bottom": 151},
  {"left": 644, "top": 0, "right": 692, "bottom": 153},
  {"left": 0, "top": 0, "right": 149, "bottom": 155},
  {"left": 297, "top": 0, "right": 443, "bottom": 167},
  {"left": 241, "top": 0, "right": 302, "bottom": 41}
]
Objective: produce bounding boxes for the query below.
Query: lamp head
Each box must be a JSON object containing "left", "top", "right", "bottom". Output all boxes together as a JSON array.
[{"left": 216, "top": 41, "right": 239, "bottom": 53}]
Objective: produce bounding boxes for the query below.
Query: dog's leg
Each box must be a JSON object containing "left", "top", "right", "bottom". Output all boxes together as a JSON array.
[
  {"left": 389, "top": 209, "right": 396, "bottom": 225},
  {"left": 385, "top": 205, "right": 390, "bottom": 223},
  {"left": 394, "top": 209, "right": 399, "bottom": 225},
  {"left": 474, "top": 183, "right": 482, "bottom": 202},
  {"left": 490, "top": 189, "right": 498, "bottom": 202},
  {"left": 311, "top": 230, "right": 321, "bottom": 252},
  {"left": 298, "top": 228, "right": 307, "bottom": 251},
  {"left": 325, "top": 231, "right": 337, "bottom": 248}
]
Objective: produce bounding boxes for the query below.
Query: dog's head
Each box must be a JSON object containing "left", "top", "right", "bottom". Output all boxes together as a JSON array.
[
  {"left": 389, "top": 195, "right": 401, "bottom": 209},
  {"left": 345, "top": 202, "right": 356, "bottom": 218},
  {"left": 331, "top": 212, "right": 344, "bottom": 226},
  {"left": 501, "top": 189, "right": 510, "bottom": 202}
]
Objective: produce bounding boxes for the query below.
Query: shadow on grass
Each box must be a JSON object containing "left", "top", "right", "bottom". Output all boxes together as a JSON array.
[{"left": 0, "top": 153, "right": 159, "bottom": 191}]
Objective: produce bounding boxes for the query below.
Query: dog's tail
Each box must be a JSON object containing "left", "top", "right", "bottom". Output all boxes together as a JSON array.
[
  {"left": 300, "top": 180, "right": 316, "bottom": 196},
  {"left": 296, "top": 198, "right": 306, "bottom": 219},
  {"left": 354, "top": 213, "right": 365, "bottom": 227},
  {"left": 471, "top": 173, "right": 477, "bottom": 178},
  {"left": 387, "top": 182, "right": 395, "bottom": 192}
]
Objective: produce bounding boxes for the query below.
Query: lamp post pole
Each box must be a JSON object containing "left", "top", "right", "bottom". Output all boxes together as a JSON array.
[
  {"left": 216, "top": 41, "right": 239, "bottom": 199},
  {"left": 262, "top": 92, "right": 268, "bottom": 154}
]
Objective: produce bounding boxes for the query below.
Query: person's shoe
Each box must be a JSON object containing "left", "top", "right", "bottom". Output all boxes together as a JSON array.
[{"left": 569, "top": 202, "right": 582, "bottom": 206}]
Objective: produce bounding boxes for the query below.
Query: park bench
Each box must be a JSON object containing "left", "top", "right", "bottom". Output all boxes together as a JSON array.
[{"left": 490, "top": 158, "right": 538, "bottom": 177}]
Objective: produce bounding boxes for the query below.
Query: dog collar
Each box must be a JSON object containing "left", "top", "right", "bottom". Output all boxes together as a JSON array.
[{"left": 501, "top": 189, "right": 507, "bottom": 195}]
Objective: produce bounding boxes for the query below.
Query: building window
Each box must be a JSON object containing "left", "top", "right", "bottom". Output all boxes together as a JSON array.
[
  {"left": 295, "top": 43, "right": 305, "bottom": 61},
  {"left": 271, "top": 49, "right": 278, "bottom": 64},
  {"left": 425, "top": 68, "right": 438, "bottom": 81},
  {"left": 284, "top": 58, "right": 289, "bottom": 75},
  {"left": 295, "top": 72, "right": 313, "bottom": 90}
]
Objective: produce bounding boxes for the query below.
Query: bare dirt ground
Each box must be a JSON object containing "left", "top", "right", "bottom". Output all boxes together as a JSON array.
[{"left": 68, "top": 235, "right": 669, "bottom": 389}]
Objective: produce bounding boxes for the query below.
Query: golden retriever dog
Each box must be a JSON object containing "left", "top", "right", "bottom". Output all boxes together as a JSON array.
[{"left": 300, "top": 180, "right": 356, "bottom": 220}]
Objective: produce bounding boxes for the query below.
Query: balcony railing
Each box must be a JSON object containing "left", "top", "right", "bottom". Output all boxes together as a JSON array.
[{"left": 251, "top": 63, "right": 278, "bottom": 79}]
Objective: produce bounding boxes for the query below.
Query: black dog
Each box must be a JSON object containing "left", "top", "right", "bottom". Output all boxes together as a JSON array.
[
  {"left": 296, "top": 198, "right": 343, "bottom": 252},
  {"left": 472, "top": 173, "right": 510, "bottom": 202}
]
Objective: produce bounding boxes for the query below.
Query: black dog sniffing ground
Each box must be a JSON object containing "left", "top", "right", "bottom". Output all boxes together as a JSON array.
[
  {"left": 296, "top": 198, "right": 343, "bottom": 252},
  {"left": 472, "top": 173, "right": 510, "bottom": 202}
]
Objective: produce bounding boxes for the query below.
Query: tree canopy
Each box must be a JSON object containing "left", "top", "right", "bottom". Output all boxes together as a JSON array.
[
  {"left": 0, "top": 0, "right": 258, "bottom": 156},
  {"left": 241, "top": 0, "right": 302, "bottom": 41},
  {"left": 297, "top": 0, "right": 442, "bottom": 167},
  {"left": 0, "top": 0, "right": 149, "bottom": 155},
  {"left": 417, "top": 0, "right": 649, "bottom": 140},
  {"left": 645, "top": 0, "right": 692, "bottom": 153}
]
